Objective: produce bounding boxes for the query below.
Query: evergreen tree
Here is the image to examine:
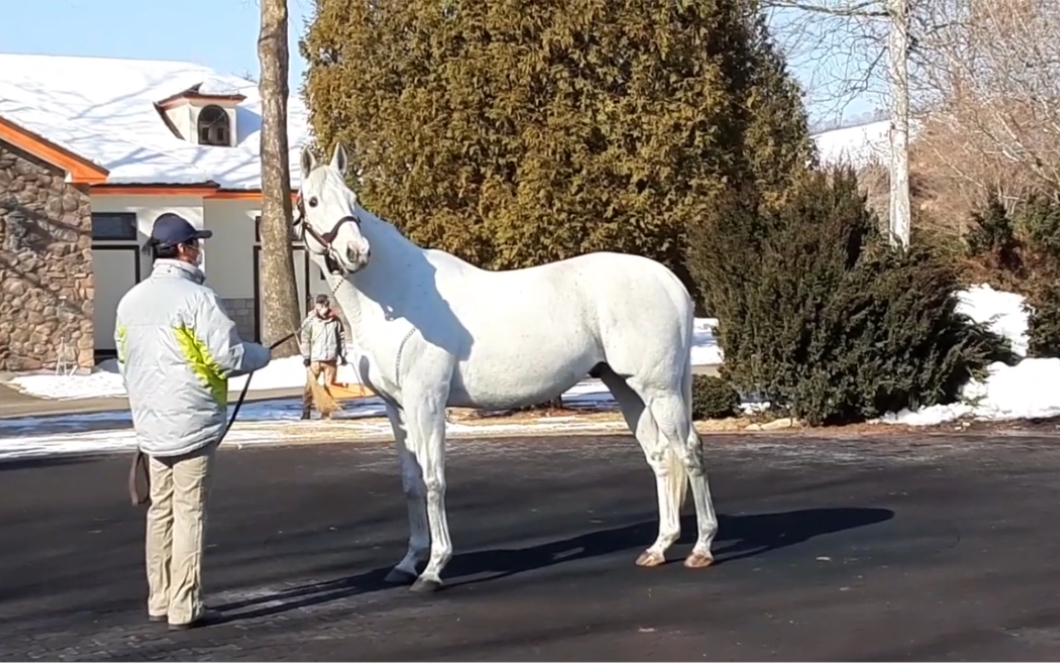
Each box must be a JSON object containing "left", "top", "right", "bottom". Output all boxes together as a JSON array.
[{"left": 300, "top": 0, "right": 811, "bottom": 292}]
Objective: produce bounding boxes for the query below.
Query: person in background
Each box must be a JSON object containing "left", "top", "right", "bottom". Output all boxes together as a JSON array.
[
  {"left": 115, "top": 212, "right": 271, "bottom": 630},
  {"left": 299, "top": 294, "right": 348, "bottom": 420}
]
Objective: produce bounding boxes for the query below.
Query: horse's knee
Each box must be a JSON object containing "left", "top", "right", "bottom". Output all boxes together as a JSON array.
[
  {"left": 674, "top": 443, "right": 705, "bottom": 474},
  {"left": 423, "top": 474, "right": 446, "bottom": 499},
  {"left": 641, "top": 446, "right": 670, "bottom": 474}
]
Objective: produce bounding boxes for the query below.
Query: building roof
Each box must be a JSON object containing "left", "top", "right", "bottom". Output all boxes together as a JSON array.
[
  {"left": 0, "top": 53, "right": 312, "bottom": 190},
  {"left": 811, "top": 119, "right": 892, "bottom": 168},
  {"left": 810, "top": 118, "right": 926, "bottom": 169}
]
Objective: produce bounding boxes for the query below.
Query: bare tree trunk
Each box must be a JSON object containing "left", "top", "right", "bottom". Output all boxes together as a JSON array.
[
  {"left": 257, "top": 0, "right": 301, "bottom": 357},
  {"left": 888, "top": 0, "right": 911, "bottom": 247}
]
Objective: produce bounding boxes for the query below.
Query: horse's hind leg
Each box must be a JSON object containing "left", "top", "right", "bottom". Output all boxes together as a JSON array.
[
  {"left": 598, "top": 365, "right": 683, "bottom": 567},
  {"left": 632, "top": 370, "right": 719, "bottom": 568},
  {"left": 384, "top": 403, "right": 431, "bottom": 585}
]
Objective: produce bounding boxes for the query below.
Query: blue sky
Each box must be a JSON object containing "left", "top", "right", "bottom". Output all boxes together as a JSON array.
[{"left": 2, "top": 0, "right": 875, "bottom": 127}]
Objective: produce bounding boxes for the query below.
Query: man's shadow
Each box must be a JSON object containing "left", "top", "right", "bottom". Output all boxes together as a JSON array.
[{"left": 211, "top": 506, "right": 893, "bottom": 623}]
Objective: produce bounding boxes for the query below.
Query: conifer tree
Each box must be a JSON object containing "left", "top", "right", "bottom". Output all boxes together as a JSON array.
[{"left": 300, "top": 0, "right": 812, "bottom": 290}]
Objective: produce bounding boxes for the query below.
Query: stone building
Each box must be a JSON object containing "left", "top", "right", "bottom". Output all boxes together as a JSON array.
[
  {"left": 0, "top": 52, "right": 340, "bottom": 372},
  {"left": 0, "top": 143, "right": 94, "bottom": 371}
]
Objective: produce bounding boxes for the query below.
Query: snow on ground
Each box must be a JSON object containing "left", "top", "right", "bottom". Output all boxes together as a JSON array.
[
  {"left": 7, "top": 282, "right": 1056, "bottom": 446},
  {"left": 6, "top": 321, "right": 722, "bottom": 401},
  {"left": 957, "top": 285, "right": 1029, "bottom": 356},
  {"left": 0, "top": 427, "right": 286, "bottom": 461},
  {"left": 879, "top": 284, "right": 1059, "bottom": 426},
  {"left": 692, "top": 318, "right": 723, "bottom": 366},
  {"left": 0, "top": 376, "right": 625, "bottom": 457},
  {"left": 0, "top": 376, "right": 625, "bottom": 458},
  {"left": 0, "top": 414, "right": 634, "bottom": 461}
]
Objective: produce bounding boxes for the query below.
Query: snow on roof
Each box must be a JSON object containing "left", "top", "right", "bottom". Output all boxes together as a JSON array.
[
  {"left": 811, "top": 119, "right": 893, "bottom": 168},
  {"left": 0, "top": 53, "right": 313, "bottom": 189},
  {"left": 810, "top": 118, "right": 926, "bottom": 169}
]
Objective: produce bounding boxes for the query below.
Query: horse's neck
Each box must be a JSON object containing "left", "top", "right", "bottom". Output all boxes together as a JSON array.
[{"left": 330, "top": 209, "right": 422, "bottom": 332}]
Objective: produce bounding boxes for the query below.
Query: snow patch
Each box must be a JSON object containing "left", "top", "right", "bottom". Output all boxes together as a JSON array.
[
  {"left": 879, "top": 283, "right": 1060, "bottom": 426},
  {"left": 692, "top": 317, "right": 723, "bottom": 366},
  {"left": 956, "top": 284, "right": 1029, "bottom": 357},
  {"left": 194, "top": 77, "right": 243, "bottom": 97}
]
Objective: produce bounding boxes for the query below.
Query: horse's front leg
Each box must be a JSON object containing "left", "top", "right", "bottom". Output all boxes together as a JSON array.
[
  {"left": 383, "top": 403, "right": 430, "bottom": 585},
  {"left": 404, "top": 387, "right": 453, "bottom": 593}
]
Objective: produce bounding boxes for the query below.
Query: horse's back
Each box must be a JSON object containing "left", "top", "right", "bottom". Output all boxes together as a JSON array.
[
  {"left": 417, "top": 249, "right": 692, "bottom": 407},
  {"left": 442, "top": 249, "right": 692, "bottom": 361}
]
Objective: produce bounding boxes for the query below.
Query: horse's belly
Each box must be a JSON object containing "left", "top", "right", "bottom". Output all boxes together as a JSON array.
[{"left": 449, "top": 339, "right": 599, "bottom": 410}]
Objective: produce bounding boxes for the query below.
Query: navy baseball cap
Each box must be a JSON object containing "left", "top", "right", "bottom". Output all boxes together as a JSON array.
[{"left": 151, "top": 213, "right": 212, "bottom": 247}]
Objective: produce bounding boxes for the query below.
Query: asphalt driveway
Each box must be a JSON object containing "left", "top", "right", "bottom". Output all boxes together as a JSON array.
[{"left": 2, "top": 433, "right": 1060, "bottom": 661}]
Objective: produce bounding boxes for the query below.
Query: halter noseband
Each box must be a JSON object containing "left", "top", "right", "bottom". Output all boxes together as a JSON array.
[{"left": 293, "top": 192, "right": 362, "bottom": 275}]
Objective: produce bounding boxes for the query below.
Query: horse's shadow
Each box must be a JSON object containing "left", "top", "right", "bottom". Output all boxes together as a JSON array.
[{"left": 211, "top": 506, "right": 893, "bottom": 623}]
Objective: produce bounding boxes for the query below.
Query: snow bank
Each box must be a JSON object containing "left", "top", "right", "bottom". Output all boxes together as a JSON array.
[
  {"left": 956, "top": 284, "right": 1029, "bottom": 356},
  {"left": 692, "top": 318, "right": 723, "bottom": 366},
  {"left": 18, "top": 286, "right": 1050, "bottom": 429},
  {"left": 8, "top": 354, "right": 368, "bottom": 400},
  {"left": 7, "top": 320, "right": 724, "bottom": 401},
  {"left": 880, "top": 284, "right": 1060, "bottom": 426},
  {"left": 879, "top": 357, "right": 1060, "bottom": 426}
]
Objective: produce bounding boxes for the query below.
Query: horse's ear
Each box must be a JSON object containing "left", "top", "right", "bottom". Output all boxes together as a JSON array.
[
  {"left": 300, "top": 145, "right": 317, "bottom": 179},
  {"left": 331, "top": 143, "right": 349, "bottom": 176}
]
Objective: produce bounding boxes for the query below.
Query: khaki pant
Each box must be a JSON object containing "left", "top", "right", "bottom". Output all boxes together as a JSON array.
[
  {"left": 145, "top": 441, "right": 217, "bottom": 625},
  {"left": 302, "top": 360, "right": 337, "bottom": 416}
]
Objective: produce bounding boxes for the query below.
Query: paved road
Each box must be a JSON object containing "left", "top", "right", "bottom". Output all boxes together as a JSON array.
[{"left": 2, "top": 433, "right": 1060, "bottom": 661}]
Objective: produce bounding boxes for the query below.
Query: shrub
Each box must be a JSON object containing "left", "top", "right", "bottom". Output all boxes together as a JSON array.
[
  {"left": 962, "top": 192, "right": 1060, "bottom": 358},
  {"left": 1025, "top": 285, "right": 1060, "bottom": 357},
  {"left": 690, "top": 165, "right": 1014, "bottom": 426},
  {"left": 963, "top": 192, "right": 1025, "bottom": 282},
  {"left": 691, "top": 375, "right": 740, "bottom": 420}
]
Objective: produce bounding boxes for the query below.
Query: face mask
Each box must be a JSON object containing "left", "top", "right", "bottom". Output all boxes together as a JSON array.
[{"left": 182, "top": 241, "right": 203, "bottom": 268}]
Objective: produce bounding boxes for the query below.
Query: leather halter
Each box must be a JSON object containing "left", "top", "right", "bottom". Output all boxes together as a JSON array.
[{"left": 293, "top": 192, "right": 361, "bottom": 275}]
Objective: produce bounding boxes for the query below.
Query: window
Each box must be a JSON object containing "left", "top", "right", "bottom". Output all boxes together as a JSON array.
[
  {"left": 197, "top": 105, "right": 231, "bottom": 146},
  {"left": 91, "top": 213, "right": 138, "bottom": 241}
]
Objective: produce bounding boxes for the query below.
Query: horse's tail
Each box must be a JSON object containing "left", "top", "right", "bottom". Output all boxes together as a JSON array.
[{"left": 664, "top": 438, "right": 690, "bottom": 511}]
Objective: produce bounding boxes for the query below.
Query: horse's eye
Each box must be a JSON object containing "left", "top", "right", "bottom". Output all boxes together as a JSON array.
[{"left": 308, "top": 197, "right": 319, "bottom": 207}]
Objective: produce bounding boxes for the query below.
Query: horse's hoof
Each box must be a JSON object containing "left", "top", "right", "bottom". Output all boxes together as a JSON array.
[
  {"left": 683, "top": 551, "right": 714, "bottom": 568},
  {"left": 385, "top": 568, "right": 418, "bottom": 585},
  {"left": 635, "top": 550, "right": 666, "bottom": 567},
  {"left": 410, "top": 577, "right": 443, "bottom": 594}
]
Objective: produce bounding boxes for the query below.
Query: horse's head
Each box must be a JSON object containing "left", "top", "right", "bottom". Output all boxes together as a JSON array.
[{"left": 295, "top": 143, "right": 371, "bottom": 275}]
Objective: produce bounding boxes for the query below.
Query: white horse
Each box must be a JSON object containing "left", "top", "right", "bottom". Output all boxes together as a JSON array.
[{"left": 295, "top": 143, "right": 719, "bottom": 593}]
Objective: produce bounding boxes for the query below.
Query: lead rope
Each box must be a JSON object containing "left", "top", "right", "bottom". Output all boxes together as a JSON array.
[{"left": 128, "top": 331, "right": 297, "bottom": 506}]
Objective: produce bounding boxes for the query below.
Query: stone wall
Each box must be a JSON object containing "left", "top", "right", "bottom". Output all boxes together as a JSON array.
[
  {"left": 0, "top": 140, "right": 94, "bottom": 372},
  {"left": 221, "top": 297, "right": 257, "bottom": 342}
]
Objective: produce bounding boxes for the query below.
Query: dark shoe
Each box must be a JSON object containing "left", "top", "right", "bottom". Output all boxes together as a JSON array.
[
  {"left": 168, "top": 609, "right": 221, "bottom": 631},
  {"left": 148, "top": 613, "right": 166, "bottom": 623}
]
